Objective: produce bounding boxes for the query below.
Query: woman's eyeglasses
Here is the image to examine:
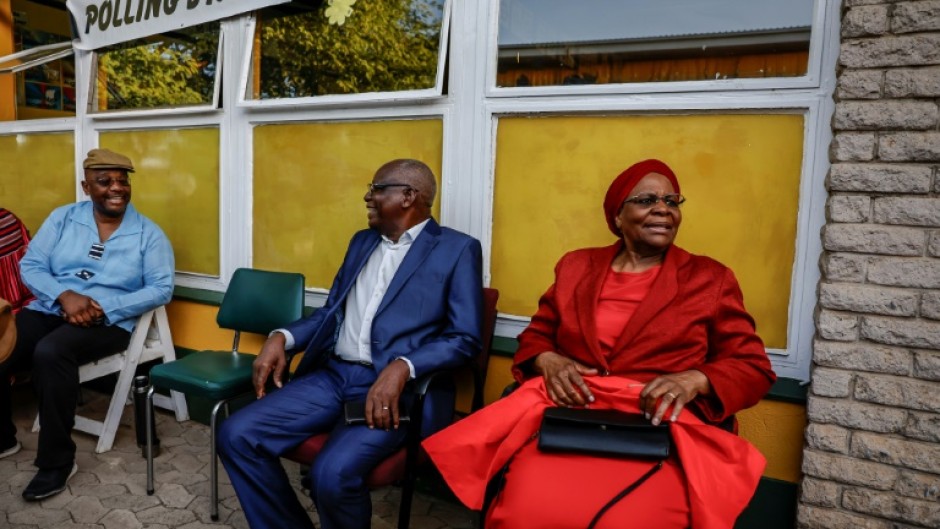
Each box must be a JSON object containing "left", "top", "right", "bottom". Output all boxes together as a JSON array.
[{"left": 622, "top": 193, "right": 686, "bottom": 209}]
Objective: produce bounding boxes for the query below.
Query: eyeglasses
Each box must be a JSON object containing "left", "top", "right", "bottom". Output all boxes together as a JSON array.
[
  {"left": 622, "top": 193, "right": 686, "bottom": 209},
  {"left": 89, "top": 177, "right": 131, "bottom": 188},
  {"left": 367, "top": 182, "right": 412, "bottom": 193}
]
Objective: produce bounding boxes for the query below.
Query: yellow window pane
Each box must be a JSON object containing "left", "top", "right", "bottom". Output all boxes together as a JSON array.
[
  {"left": 101, "top": 128, "right": 220, "bottom": 276},
  {"left": 254, "top": 119, "right": 443, "bottom": 288},
  {"left": 0, "top": 132, "right": 74, "bottom": 232},
  {"left": 492, "top": 114, "right": 804, "bottom": 349}
]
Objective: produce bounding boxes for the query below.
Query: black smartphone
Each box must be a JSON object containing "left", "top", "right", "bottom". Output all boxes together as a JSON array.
[{"left": 343, "top": 400, "right": 411, "bottom": 425}]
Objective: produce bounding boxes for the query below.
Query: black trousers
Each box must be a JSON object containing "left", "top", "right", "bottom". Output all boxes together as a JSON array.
[{"left": 0, "top": 309, "right": 129, "bottom": 468}]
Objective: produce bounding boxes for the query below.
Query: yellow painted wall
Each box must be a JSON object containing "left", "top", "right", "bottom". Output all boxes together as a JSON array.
[
  {"left": 0, "top": 132, "right": 74, "bottom": 231},
  {"left": 101, "top": 128, "right": 221, "bottom": 276},
  {"left": 492, "top": 114, "right": 804, "bottom": 349},
  {"left": 166, "top": 300, "right": 267, "bottom": 353},
  {"left": 738, "top": 400, "right": 807, "bottom": 483},
  {"left": 253, "top": 119, "right": 443, "bottom": 289}
]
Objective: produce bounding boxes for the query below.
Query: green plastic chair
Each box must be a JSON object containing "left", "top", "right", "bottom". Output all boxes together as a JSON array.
[{"left": 144, "top": 268, "right": 305, "bottom": 521}]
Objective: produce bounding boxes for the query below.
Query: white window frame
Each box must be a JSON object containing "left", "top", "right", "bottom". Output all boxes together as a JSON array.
[
  {"left": 236, "top": 0, "right": 453, "bottom": 109},
  {"left": 0, "top": 41, "right": 73, "bottom": 74}
]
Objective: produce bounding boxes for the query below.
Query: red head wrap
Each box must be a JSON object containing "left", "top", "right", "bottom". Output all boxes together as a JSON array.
[{"left": 603, "top": 159, "right": 681, "bottom": 236}]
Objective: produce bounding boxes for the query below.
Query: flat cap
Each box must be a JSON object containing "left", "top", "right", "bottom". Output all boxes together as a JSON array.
[{"left": 83, "top": 148, "right": 134, "bottom": 172}]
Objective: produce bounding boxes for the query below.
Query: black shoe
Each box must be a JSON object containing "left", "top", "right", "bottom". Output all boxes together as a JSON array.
[{"left": 22, "top": 463, "right": 77, "bottom": 501}]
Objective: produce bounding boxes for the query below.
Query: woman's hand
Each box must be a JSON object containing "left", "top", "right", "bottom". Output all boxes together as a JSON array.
[
  {"left": 533, "top": 351, "right": 598, "bottom": 407},
  {"left": 639, "top": 370, "right": 711, "bottom": 425}
]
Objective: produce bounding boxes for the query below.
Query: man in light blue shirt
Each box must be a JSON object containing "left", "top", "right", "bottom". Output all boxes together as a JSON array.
[{"left": 0, "top": 148, "right": 174, "bottom": 501}]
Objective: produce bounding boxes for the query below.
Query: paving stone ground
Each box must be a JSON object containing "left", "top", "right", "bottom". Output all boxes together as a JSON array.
[{"left": 0, "top": 383, "right": 476, "bottom": 529}]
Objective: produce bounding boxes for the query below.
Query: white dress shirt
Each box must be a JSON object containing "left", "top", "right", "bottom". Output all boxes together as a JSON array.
[{"left": 275, "top": 219, "right": 429, "bottom": 378}]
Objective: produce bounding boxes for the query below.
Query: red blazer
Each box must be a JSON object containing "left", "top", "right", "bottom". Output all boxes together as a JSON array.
[{"left": 514, "top": 243, "right": 776, "bottom": 423}]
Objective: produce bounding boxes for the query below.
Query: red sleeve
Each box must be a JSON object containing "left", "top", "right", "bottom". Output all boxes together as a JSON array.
[{"left": 695, "top": 267, "right": 777, "bottom": 422}]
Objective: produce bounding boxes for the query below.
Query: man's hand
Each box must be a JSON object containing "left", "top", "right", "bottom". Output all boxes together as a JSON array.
[
  {"left": 253, "top": 333, "right": 288, "bottom": 398},
  {"left": 57, "top": 290, "right": 104, "bottom": 327},
  {"left": 533, "top": 351, "right": 598, "bottom": 407},
  {"left": 365, "top": 359, "right": 411, "bottom": 431}
]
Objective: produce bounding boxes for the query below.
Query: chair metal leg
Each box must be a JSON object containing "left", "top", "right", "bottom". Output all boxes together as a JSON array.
[
  {"left": 209, "top": 399, "right": 227, "bottom": 522},
  {"left": 145, "top": 387, "right": 155, "bottom": 495},
  {"left": 397, "top": 398, "right": 425, "bottom": 529},
  {"left": 147, "top": 391, "right": 235, "bottom": 522},
  {"left": 397, "top": 469, "right": 416, "bottom": 529}
]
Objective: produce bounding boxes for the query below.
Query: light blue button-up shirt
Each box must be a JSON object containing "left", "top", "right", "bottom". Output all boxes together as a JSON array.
[{"left": 20, "top": 201, "right": 175, "bottom": 332}]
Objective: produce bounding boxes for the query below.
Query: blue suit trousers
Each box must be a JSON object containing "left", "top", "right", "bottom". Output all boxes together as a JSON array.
[{"left": 217, "top": 359, "right": 408, "bottom": 529}]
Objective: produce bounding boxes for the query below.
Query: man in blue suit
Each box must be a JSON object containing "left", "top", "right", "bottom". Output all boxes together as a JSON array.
[{"left": 218, "top": 159, "right": 484, "bottom": 529}]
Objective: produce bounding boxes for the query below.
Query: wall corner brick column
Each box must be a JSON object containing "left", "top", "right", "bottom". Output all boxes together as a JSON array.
[{"left": 799, "top": 1, "right": 940, "bottom": 527}]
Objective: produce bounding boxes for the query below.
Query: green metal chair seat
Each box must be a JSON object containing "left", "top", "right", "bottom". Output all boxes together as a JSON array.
[{"left": 149, "top": 351, "right": 257, "bottom": 401}]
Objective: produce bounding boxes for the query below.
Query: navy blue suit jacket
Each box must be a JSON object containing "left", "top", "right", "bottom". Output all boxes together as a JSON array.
[{"left": 288, "top": 218, "right": 484, "bottom": 379}]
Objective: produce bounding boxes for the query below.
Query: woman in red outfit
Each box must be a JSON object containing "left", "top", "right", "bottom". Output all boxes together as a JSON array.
[{"left": 424, "top": 159, "right": 777, "bottom": 529}]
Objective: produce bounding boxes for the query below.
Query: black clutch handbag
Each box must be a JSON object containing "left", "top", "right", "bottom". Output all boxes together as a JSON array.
[{"left": 538, "top": 407, "right": 671, "bottom": 460}]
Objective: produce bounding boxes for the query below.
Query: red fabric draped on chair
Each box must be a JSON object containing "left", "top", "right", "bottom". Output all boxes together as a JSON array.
[{"left": 0, "top": 209, "right": 35, "bottom": 313}]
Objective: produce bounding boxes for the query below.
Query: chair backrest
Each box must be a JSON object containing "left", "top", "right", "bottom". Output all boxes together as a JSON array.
[
  {"left": 471, "top": 287, "right": 500, "bottom": 412},
  {"left": 217, "top": 268, "right": 306, "bottom": 335}
]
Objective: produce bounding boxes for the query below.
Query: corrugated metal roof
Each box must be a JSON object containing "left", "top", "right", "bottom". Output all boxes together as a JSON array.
[{"left": 498, "top": 0, "right": 815, "bottom": 46}]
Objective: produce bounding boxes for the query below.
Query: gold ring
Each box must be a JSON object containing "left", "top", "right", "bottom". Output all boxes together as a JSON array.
[
  {"left": 666, "top": 392, "right": 678, "bottom": 400},
  {"left": 382, "top": 406, "right": 389, "bottom": 410}
]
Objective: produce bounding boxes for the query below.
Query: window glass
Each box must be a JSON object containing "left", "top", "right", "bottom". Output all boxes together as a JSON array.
[
  {"left": 249, "top": 0, "right": 446, "bottom": 100},
  {"left": 101, "top": 128, "right": 221, "bottom": 276},
  {"left": 497, "top": 0, "right": 813, "bottom": 88},
  {"left": 253, "top": 119, "right": 443, "bottom": 287},
  {"left": 1, "top": 0, "right": 75, "bottom": 121},
  {"left": 0, "top": 132, "right": 74, "bottom": 231},
  {"left": 490, "top": 114, "right": 804, "bottom": 350},
  {"left": 93, "top": 22, "right": 220, "bottom": 112}
]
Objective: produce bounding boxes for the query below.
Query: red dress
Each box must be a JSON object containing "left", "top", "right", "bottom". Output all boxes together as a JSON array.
[
  {"left": 423, "top": 243, "right": 775, "bottom": 528},
  {"left": 423, "top": 377, "right": 768, "bottom": 529},
  {"left": 595, "top": 265, "right": 660, "bottom": 352}
]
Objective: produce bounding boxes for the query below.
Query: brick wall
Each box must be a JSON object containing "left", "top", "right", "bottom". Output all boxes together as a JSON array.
[{"left": 798, "top": 1, "right": 940, "bottom": 527}]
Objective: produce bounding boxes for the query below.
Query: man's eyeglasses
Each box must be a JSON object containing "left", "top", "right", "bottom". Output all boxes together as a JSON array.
[
  {"left": 367, "top": 182, "right": 412, "bottom": 193},
  {"left": 622, "top": 193, "right": 686, "bottom": 209},
  {"left": 89, "top": 177, "right": 131, "bottom": 188}
]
